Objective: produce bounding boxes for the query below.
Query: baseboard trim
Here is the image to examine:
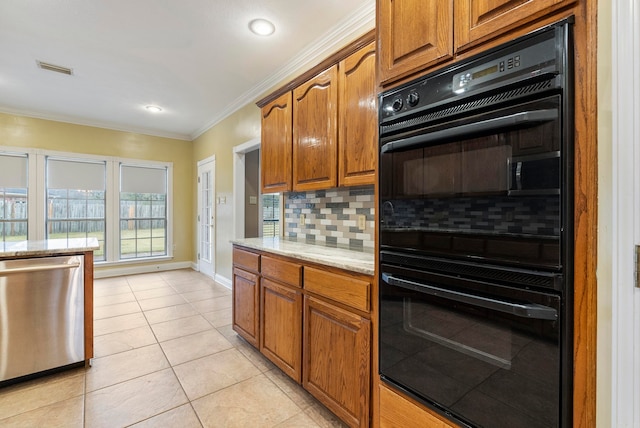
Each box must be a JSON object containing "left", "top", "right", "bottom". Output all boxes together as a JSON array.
[
  {"left": 215, "top": 273, "right": 232, "bottom": 290},
  {"left": 94, "top": 261, "right": 193, "bottom": 278}
]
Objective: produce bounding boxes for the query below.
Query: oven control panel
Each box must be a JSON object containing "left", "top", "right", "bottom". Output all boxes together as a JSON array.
[
  {"left": 380, "top": 23, "right": 564, "bottom": 124},
  {"left": 452, "top": 36, "right": 555, "bottom": 94}
]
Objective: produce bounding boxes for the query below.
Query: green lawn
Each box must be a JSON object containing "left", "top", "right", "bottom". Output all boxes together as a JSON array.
[{"left": 4, "top": 229, "right": 166, "bottom": 259}]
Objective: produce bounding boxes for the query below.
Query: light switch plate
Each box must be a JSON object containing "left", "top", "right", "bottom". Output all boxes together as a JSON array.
[
  {"left": 357, "top": 215, "right": 366, "bottom": 231},
  {"left": 300, "top": 214, "right": 305, "bottom": 226}
]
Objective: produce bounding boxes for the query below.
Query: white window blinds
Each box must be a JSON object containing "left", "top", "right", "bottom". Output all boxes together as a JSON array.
[
  {"left": 120, "top": 165, "right": 167, "bottom": 194},
  {"left": 0, "top": 154, "right": 28, "bottom": 188},
  {"left": 47, "top": 158, "right": 106, "bottom": 190}
]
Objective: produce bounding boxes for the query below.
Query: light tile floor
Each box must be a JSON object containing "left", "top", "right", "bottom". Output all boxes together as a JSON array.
[{"left": 0, "top": 269, "right": 348, "bottom": 428}]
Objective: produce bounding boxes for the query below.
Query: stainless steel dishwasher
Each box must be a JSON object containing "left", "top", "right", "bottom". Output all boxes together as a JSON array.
[{"left": 0, "top": 255, "right": 84, "bottom": 383}]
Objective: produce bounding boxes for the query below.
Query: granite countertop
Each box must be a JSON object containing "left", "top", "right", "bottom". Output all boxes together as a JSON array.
[
  {"left": 231, "top": 237, "right": 375, "bottom": 276},
  {"left": 0, "top": 238, "right": 100, "bottom": 258}
]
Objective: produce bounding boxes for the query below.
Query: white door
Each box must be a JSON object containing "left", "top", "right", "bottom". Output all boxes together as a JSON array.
[
  {"left": 197, "top": 157, "right": 215, "bottom": 279},
  {"left": 612, "top": 0, "right": 640, "bottom": 425}
]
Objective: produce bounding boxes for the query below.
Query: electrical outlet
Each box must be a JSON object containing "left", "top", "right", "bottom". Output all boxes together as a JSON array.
[
  {"left": 357, "top": 215, "right": 366, "bottom": 231},
  {"left": 300, "top": 214, "right": 305, "bottom": 227}
]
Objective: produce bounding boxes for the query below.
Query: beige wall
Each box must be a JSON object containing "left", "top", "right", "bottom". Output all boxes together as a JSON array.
[
  {"left": 0, "top": 113, "right": 194, "bottom": 273},
  {"left": 192, "top": 103, "right": 261, "bottom": 282}
]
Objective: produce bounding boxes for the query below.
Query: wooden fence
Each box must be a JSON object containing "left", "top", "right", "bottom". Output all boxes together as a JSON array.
[{"left": 0, "top": 197, "right": 165, "bottom": 236}]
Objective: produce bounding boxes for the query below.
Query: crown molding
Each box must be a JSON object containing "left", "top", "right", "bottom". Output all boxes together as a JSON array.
[
  {"left": 0, "top": 107, "right": 192, "bottom": 141},
  {"left": 190, "top": 1, "right": 375, "bottom": 140}
]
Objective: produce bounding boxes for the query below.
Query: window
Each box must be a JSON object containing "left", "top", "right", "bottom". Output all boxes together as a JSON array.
[
  {"left": 46, "top": 158, "right": 106, "bottom": 260},
  {"left": 0, "top": 145, "right": 172, "bottom": 263},
  {"left": 119, "top": 164, "right": 167, "bottom": 259},
  {"left": 0, "top": 153, "right": 28, "bottom": 243},
  {"left": 262, "top": 193, "right": 280, "bottom": 237}
]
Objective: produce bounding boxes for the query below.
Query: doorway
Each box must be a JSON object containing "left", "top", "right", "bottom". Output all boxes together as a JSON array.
[
  {"left": 233, "top": 138, "right": 260, "bottom": 240},
  {"left": 197, "top": 156, "right": 215, "bottom": 279},
  {"left": 233, "top": 138, "right": 283, "bottom": 241},
  {"left": 244, "top": 149, "right": 260, "bottom": 238}
]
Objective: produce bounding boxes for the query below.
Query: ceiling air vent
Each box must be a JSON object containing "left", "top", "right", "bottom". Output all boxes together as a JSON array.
[{"left": 36, "top": 60, "right": 73, "bottom": 76}]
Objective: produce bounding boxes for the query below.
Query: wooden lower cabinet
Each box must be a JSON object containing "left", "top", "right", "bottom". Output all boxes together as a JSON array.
[
  {"left": 232, "top": 245, "right": 373, "bottom": 427},
  {"left": 260, "top": 278, "right": 303, "bottom": 382},
  {"left": 303, "top": 296, "right": 370, "bottom": 428},
  {"left": 379, "top": 383, "right": 458, "bottom": 428},
  {"left": 232, "top": 267, "right": 260, "bottom": 348}
]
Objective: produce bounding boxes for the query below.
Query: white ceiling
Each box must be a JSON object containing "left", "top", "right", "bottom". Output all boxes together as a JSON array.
[{"left": 0, "top": 0, "right": 375, "bottom": 141}]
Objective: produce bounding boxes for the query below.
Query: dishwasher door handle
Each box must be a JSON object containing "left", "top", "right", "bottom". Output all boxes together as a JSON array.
[{"left": 0, "top": 262, "right": 82, "bottom": 276}]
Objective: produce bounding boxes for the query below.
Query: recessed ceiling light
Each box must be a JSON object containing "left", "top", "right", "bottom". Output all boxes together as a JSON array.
[
  {"left": 249, "top": 19, "right": 275, "bottom": 36},
  {"left": 145, "top": 105, "right": 163, "bottom": 113}
]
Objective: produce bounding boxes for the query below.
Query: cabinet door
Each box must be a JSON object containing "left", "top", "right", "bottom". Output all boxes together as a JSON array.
[
  {"left": 454, "top": 0, "right": 576, "bottom": 52},
  {"left": 338, "top": 42, "right": 377, "bottom": 187},
  {"left": 232, "top": 268, "right": 259, "bottom": 348},
  {"left": 303, "top": 296, "right": 370, "bottom": 428},
  {"left": 293, "top": 66, "right": 338, "bottom": 191},
  {"left": 261, "top": 92, "right": 293, "bottom": 193},
  {"left": 378, "top": 0, "right": 454, "bottom": 84},
  {"left": 260, "top": 279, "right": 303, "bottom": 382}
]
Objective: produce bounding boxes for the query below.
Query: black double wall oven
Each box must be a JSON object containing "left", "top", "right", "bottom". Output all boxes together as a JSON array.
[{"left": 378, "top": 20, "right": 573, "bottom": 428}]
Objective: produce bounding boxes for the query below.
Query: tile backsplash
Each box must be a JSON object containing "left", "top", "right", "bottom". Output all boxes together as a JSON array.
[{"left": 284, "top": 186, "right": 375, "bottom": 249}]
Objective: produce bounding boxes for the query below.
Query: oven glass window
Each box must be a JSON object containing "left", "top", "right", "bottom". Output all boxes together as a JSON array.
[
  {"left": 379, "top": 96, "right": 563, "bottom": 268},
  {"left": 380, "top": 275, "right": 561, "bottom": 428}
]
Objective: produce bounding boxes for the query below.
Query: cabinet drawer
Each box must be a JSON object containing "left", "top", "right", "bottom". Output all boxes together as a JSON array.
[
  {"left": 233, "top": 247, "right": 260, "bottom": 272},
  {"left": 379, "top": 383, "right": 457, "bottom": 428},
  {"left": 261, "top": 256, "right": 302, "bottom": 288},
  {"left": 303, "top": 267, "right": 370, "bottom": 313}
]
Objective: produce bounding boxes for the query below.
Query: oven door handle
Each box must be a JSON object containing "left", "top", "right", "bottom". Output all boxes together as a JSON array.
[
  {"left": 380, "top": 109, "right": 558, "bottom": 154},
  {"left": 381, "top": 273, "right": 558, "bottom": 320}
]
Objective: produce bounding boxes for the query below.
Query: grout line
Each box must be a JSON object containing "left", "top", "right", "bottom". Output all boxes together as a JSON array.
[{"left": 3, "top": 270, "right": 344, "bottom": 428}]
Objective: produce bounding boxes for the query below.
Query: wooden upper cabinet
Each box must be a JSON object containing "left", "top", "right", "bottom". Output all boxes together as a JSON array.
[
  {"left": 293, "top": 66, "right": 339, "bottom": 191},
  {"left": 338, "top": 42, "right": 377, "bottom": 187},
  {"left": 378, "top": 0, "right": 454, "bottom": 84},
  {"left": 454, "top": 0, "right": 576, "bottom": 52},
  {"left": 261, "top": 92, "right": 293, "bottom": 193}
]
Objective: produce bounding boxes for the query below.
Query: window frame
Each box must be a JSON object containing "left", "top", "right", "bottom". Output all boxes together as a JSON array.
[
  {"left": 118, "top": 162, "right": 170, "bottom": 261},
  {"left": 261, "top": 193, "right": 281, "bottom": 237},
  {"left": 45, "top": 156, "right": 107, "bottom": 261},
  {"left": 0, "top": 145, "right": 173, "bottom": 264},
  {"left": 0, "top": 152, "right": 29, "bottom": 243}
]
